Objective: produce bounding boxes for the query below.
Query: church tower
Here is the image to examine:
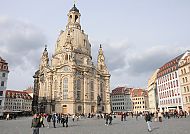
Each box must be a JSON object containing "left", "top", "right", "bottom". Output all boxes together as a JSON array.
[{"left": 33, "top": 4, "right": 111, "bottom": 114}]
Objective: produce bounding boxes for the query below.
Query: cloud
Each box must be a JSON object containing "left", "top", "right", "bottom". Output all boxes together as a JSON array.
[
  {"left": 0, "top": 17, "right": 47, "bottom": 89},
  {"left": 90, "top": 39, "right": 129, "bottom": 72},
  {"left": 90, "top": 41, "right": 188, "bottom": 89},
  {"left": 0, "top": 17, "right": 46, "bottom": 70},
  {"left": 127, "top": 45, "right": 186, "bottom": 76}
]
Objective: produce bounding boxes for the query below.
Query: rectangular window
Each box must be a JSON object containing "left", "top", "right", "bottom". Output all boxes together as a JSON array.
[
  {"left": 91, "top": 92, "right": 94, "bottom": 100},
  {"left": 0, "top": 91, "right": 3, "bottom": 96},
  {"left": 0, "top": 100, "right": 2, "bottom": 106},
  {"left": 2, "top": 73, "right": 6, "bottom": 77},
  {"left": 76, "top": 91, "right": 81, "bottom": 100},
  {"left": 1, "top": 81, "right": 4, "bottom": 87}
]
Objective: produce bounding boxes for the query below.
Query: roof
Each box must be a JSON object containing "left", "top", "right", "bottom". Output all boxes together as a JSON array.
[
  {"left": 157, "top": 53, "right": 184, "bottom": 78},
  {"left": 70, "top": 4, "right": 79, "bottom": 13},
  {"left": 130, "top": 88, "right": 148, "bottom": 97},
  {"left": 111, "top": 87, "right": 132, "bottom": 95},
  {"left": 5, "top": 90, "right": 32, "bottom": 100}
]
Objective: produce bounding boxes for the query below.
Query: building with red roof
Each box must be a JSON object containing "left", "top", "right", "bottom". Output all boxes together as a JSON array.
[
  {"left": 130, "top": 88, "right": 149, "bottom": 114},
  {"left": 157, "top": 52, "right": 185, "bottom": 112},
  {"left": 3, "top": 90, "right": 32, "bottom": 113},
  {"left": 110, "top": 87, "right": 133, "bottom": 113}
]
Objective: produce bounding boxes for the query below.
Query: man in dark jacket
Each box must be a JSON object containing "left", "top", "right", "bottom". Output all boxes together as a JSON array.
[
  {"left": 52, "top": 113, "right": 56, "bottom": 128},
  {"left": 31, "top": 113, "right": 41, "bottom": 134}
]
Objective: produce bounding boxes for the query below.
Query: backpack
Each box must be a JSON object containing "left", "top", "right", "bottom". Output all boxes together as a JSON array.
[{"left": 32, "top": 118, "right": 40, "bottom": 127}]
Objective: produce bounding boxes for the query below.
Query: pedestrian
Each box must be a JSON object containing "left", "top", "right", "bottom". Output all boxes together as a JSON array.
[
  {"left": 158, "top": 111, "right": 162, "bottom": 122},
  {"left": 6, "top": 114, "right": 9, "bottom": 120},
  {"left": 145, "top": 112, "right": 152, "bottom": 132},
  {"left": 39, "top": 114, "right": 45, "bottom": 127},
  {"left": 105, "top": 114, "right": 109, "bottom": 126},
  {"left": 65, "top": 115, "right": 69, "bottom": 127},
  {"left": 61, "top": 115, "right": 65, "bottom": 127},
  {"left": 31, "top": 113, "right": 41, "bottom": 134},
  {"left": 52, "top": 113, "right": 56, "bottom": 128},
  {"left": 109, "top": 114, "right": 113, "bottom": 125},
  {"left": 47, "top": 114, "right": 52, "bottom": 128},
  {"left": 136, "top": 113, "right": 139, "bottom": 120},
  {"left": 72, "top": 114, "right": 75, "bottom": 122}
]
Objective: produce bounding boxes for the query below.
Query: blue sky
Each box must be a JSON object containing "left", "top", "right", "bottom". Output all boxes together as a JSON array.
[{"left": 0, "top": 0, "right": 190, "bottom": 90}]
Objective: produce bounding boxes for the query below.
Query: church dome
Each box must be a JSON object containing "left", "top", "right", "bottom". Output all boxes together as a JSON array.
[{"left": 70, "top": 4, "right": 79, "bottom": 13}]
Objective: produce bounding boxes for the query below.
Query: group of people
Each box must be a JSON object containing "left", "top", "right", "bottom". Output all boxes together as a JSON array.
[
  {"left": 105, "top": 114, "right": 113, "bottom": 126},
  {"left": 31, "top": 113, "right": 69, "bottom": 134}
]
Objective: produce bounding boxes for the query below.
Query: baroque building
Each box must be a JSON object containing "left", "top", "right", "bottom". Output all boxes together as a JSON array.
[{"left": 33, "top": 4, "right": 111, "bottom": 114}]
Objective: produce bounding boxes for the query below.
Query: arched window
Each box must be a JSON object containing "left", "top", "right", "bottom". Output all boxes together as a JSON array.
[
  {"left": 100, "top": 82, "right": 104, "bottom": 101},
  {"left": 76, "top": 79, "right": 81, "bottom": 100},
  {"left": 184, "top": 68, "right": 186, "bottom": 74},
  {"left": 78, "top": 105, "right": 82, "bottom": 112},
  {"left": 63, "top": 78, "right": 68, "bottom": 99},
  {"left": 75, "top": 15, "right": 78, "bottom": 22},
  {"left": 90, "top": 81, "right": 94, "bottom": 100}
]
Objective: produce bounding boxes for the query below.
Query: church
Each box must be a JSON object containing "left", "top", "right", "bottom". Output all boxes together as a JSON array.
[{"left": 33, "top": 4, "right": 111, "bottom": 114}]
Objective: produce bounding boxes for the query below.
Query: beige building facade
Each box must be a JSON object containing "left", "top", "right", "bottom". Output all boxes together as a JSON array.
[
  {"left": 130, "top": 88, "right": 149, "bottom": 114},
  {"left": 33, "top": 4, "right": 111, "bottom": 114},
  {"left": 147, "top": 69, "right": 159, "bottom": 113},
  {"left": 4, "top": 90, "right": 32, "bottom": 113},
  {"left": 178, "top": 50, "right": 190, "bottom": 113}
]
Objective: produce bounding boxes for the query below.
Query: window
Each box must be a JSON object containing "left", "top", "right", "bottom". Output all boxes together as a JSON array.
[
  {"left": 184, "top": 87, "right": 186, "bottom": 93},
  {"left": 2, "top": 73, "right": 6, "bottom": 77},
  {"left": 184, "top": 68, "right": 186, "bottom": 74},
  {"left": 1, "top": 81, "right": 4, "bottom": 87},
  {"left": 78, "top": 105, "right": 82, "bottom": 112},
  {"left": 65, "top": 54, "right": 68, "bottom": 60},
  {"left": 76, "top": 79, "right": 81, "bottom": 100},
  {"left": 63, "top": 78, "right": 68, "bottom": 99},
  {"left": 185, "top": 77, "right": 188, "bottom": 82},
  {"left": 90, "top": 81, "right": 94, "bottom": 100},
  {"left": 0, "top": 91, "right": 3, "bottom": 96},
  {"left": 187, "top": 86, "right": 189, "bottom": 92},
  {"left": 0, "top": 100, "right": 2, "bottom": 106},
  {"left": 185, "top": 97, "right": 188, "bottom": 102}
]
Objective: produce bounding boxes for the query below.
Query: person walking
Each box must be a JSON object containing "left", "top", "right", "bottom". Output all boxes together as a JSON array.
[
  {"left": 31, "top": 113, "right": 41, "bottom": 134},
  {"left": 105, "top": 114, "right": 109, "bottom": 126},
  {"left": 65, "top": 115, "right": 69, "bottom": 127},
  {"left": 52, "top": 113, "right": 56, "bottom": 128},
  {"left": 145, "top": 112, "right": 152, "bottom": 132},
  {"left": 109, "top": 114, "right": 113, "bottom": 125},
  {"left": 47, "top": 114, "right": 52, "bottom": 128},
  {"left": 72, "top": 114, "right": 75, "bottom": 122},
  {"left": 61, "top": 115, "right": 65, "bottom": 127}
]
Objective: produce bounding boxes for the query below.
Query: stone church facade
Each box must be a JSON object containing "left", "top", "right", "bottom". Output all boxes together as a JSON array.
[{"left": 33, "top": 4, "right": 111, "bottom": 114}]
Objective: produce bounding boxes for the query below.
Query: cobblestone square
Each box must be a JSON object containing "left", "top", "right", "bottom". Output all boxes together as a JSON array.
[{"left": 0, "top": 116, "right": 190, "bottom": 134}]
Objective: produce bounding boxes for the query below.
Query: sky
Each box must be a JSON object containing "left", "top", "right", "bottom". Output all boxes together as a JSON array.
[{"left": 0, "top": 0, "right": 190, "bottom": 90}]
